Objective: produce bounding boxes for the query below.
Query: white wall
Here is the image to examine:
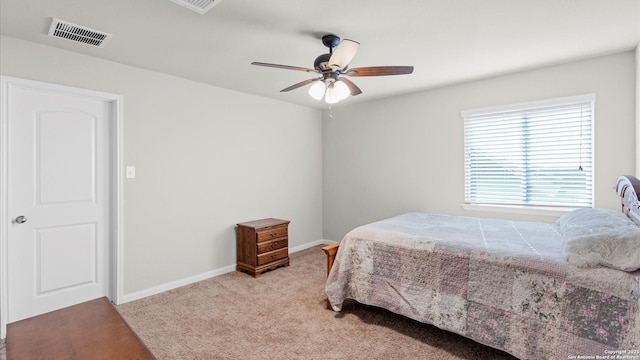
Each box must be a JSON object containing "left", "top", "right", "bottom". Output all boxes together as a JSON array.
[
  {"left": 637, "top": 45, "right": 640, "bottom": 173},
  {"left": 0, "top": 35, "right": 323, "bottom": 296},
  {"left": 323, "top": 51, "right": 636, "bottom": 242},
  {"left": 636, "top": 19, "right": 640, "bottom": 174}
]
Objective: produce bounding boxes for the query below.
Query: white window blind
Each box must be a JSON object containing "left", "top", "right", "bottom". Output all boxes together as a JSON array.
[{"left": 463, "top": 95, "right": 594, "bottom": 208}]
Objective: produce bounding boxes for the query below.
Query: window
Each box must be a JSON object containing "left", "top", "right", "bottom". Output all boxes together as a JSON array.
[{"left": 463, "top": 95, "right": 594, "bottom": 209}]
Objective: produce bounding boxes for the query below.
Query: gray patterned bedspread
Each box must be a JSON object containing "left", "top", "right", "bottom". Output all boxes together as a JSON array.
[{"left": 326, "top": 213, "right": 640, "bottom": 359}]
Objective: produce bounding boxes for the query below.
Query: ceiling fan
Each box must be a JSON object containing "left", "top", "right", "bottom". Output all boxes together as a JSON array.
[{"left": 251, "top": 34, "right": 414, "bottom": 104}]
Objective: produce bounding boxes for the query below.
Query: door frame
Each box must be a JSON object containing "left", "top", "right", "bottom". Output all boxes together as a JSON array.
[{"left": 0, "top": 76, "right": 124, "bottom": 339}]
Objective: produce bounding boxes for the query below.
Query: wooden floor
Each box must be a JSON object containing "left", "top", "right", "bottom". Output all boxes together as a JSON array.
[{"left": 6, "top": 297, "right": 155, "bottom": 360}]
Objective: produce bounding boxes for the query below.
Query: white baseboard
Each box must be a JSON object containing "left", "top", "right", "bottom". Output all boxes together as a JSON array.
[
  {"left": 121, "top": 239, "right": 336, "bottom": 304},
  {"left": 121, "top": 263, "right": 237, "bottom": 303},
  {"left": 288, "top": 238, "right": 336, "bottom": 252}
]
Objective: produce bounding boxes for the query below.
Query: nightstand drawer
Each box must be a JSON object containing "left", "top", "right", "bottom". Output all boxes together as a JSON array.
[
  {"left": 257, "top": 248, "right": 288, "bottom": 266},
  {"left": 256, "top": 226, "right": 288, "bottom": 242},
  {"left": 257, "top": 238, "right": 287, "bottom": 254}
]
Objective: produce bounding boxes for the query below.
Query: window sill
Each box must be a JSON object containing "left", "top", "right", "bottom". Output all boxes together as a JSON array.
[{"left": 461, "top": 203, "right": 582, "bottom": 217}]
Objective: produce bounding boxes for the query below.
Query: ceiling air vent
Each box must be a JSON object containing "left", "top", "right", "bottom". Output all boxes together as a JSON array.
[
  {"left": 170, "top": 0, "right": 222, "bottom": 14},
  {"left": 48, "top": 18, "right": 112, "bottom": 48}
]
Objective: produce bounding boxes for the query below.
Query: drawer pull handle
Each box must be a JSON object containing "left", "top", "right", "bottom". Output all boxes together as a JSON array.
[{"left": 270, "top": 232, "right": 277, "bottom": 237}]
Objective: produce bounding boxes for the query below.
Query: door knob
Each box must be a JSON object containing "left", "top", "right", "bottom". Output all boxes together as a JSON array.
[{"left": 15, "top": 216, "right": 27, "bottom": 224}]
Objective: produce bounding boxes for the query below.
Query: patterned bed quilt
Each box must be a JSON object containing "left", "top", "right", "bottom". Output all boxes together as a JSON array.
[{"left": 325, "top": 213, "right": 640, "bottom": 359}]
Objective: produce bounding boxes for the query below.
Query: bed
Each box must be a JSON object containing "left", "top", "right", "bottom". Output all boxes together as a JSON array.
[{"left": 324, "top": 175, "right": 640, "bottom": 360}]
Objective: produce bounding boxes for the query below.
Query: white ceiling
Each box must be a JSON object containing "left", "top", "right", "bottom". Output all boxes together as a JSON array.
[{"left": 1, "top": 0, "right": 639, "bottom": 109}]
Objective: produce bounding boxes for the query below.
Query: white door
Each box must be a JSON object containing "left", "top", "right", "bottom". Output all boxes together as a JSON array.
[{"left": 7, "top": 81, "right": 112, "bottom": 323}]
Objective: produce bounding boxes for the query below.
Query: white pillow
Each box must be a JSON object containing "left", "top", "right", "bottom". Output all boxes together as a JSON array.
[{"left": 558, "top": 208, "right": 640, "bottom": 272}]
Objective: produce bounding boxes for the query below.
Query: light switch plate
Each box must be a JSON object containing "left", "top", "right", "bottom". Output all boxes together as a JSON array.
[{"left": 126, "top": 166, "right": 136, "bottom": 179}]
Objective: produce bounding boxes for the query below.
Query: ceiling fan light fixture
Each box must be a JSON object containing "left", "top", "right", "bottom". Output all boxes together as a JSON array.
[
  {"left": 308, "top": 81, "right": 326, "bottom": 100},
  {"left": 334, "top": 80, "right": 351, "bottom": 100},
  {"left": 324, "top": 84, "right": 339, "bottom": 104}
]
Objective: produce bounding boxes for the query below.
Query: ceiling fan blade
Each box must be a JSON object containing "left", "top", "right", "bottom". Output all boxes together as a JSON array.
[
  {"left": 344, "top": 66, "right": 414, "bottom": 77},
  {"left": 251, "top": 62, "right": 318, "bottom": 73},
  {"left": 328, "top": 39, "right": 359, "bottom": 70},
  {"left": 340, "top": 78, "right": 362, "bottom": 96},
  {"left": 280, "top": 77, "right": 323, "bottom": 92}
]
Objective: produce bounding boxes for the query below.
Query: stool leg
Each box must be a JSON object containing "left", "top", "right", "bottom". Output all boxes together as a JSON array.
[{"left": 321, "top": 243, "right": 340, "bottom": 309}]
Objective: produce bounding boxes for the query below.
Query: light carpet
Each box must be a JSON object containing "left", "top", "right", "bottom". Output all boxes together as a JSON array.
[{"left": 117, "top": 245, "right": 516, "bottom": 359}]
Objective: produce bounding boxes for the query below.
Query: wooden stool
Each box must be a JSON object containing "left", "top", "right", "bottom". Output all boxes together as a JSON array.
[{"left": 321, "top": 243, "right": 340, "bottom": 309}]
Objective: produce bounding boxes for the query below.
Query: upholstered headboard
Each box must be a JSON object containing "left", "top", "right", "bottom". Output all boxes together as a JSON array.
[{"left": 616, "top": 175, "right": 640, "bottom": 226}]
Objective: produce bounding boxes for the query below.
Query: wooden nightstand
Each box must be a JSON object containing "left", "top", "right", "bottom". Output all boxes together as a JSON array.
[{"left": 236, "top": 218, "right": 290, "bottom": 277}]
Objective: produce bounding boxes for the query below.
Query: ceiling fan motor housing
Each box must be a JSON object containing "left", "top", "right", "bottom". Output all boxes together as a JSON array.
[{"left": 314, "top": 53, "right": 332, "bottom": 71}]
